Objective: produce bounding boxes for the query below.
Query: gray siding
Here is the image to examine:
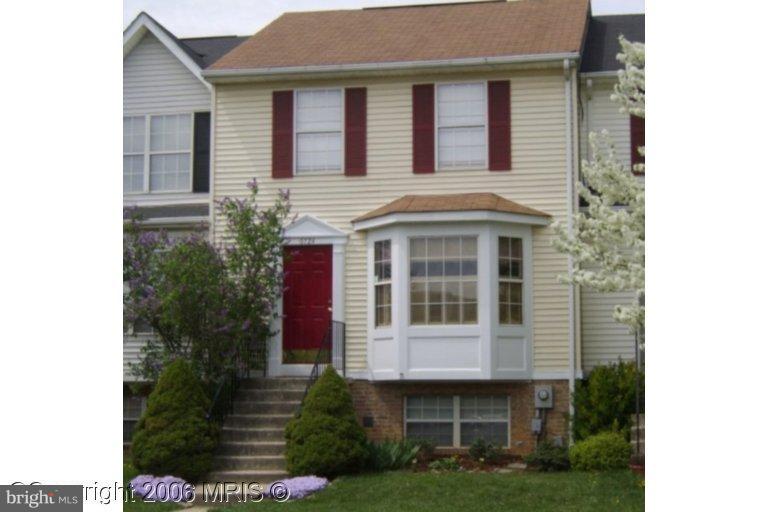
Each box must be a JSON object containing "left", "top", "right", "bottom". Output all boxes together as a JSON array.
[
  {"left": 578, "top": 76, "right": 638, "bottom": 370},
  {"left": 123, "top": 32, "right": 210, "bottom": 115}
]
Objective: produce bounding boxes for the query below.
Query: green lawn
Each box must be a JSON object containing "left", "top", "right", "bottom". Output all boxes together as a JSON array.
[{"left": 219, "top": 470, "right": 644, "bottom": 512}]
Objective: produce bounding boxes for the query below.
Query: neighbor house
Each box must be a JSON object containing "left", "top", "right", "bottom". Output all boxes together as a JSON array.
[{"left": 122, "top": 12, "right": 246, "bottom": 442}]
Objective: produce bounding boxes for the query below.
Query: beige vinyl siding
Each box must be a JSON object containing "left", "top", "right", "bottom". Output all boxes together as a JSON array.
[
  {"left": 578, "top": 76, "right": 638, "bottom": 370},
  {"left": 123, "top": 32, "right": 210, "bottom": 115},
  {"left": 213, "top": 69, "right": 572, "bottom": 373}
]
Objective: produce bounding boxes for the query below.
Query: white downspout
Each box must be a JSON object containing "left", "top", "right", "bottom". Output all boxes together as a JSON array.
[{"left": 563, "top": 58, "right": 576, "bottom": 444}]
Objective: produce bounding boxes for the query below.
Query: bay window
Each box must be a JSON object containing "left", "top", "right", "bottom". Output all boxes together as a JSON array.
[
  {"left": 409, "top": 236, "right": 477, "bottom": 325},
  {"left": 498, "top": 236, "right": 523, "bottom": 325},
  {"left": 374, "top": 240, "right": 392, "bottom": 327},
  {"left": 436, "top": 82, "right": 487, "bottom": 169},
  {"left": 295, "top": 89, "right": 342, "bottom": 173},
  {"left": 405, "top": 395, "right": 510, "bottom": 447}
]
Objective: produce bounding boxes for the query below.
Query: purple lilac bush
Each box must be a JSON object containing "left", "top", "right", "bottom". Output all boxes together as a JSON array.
[
  {"left": 268, "top": 476, "right": 329, "bottom": 500},
  {"left": 129, "top": 475, "right": 192, "bottom": 502}
]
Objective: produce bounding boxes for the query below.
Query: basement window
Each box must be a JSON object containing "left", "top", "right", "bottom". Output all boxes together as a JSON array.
[{"left": 405, "top": 395, "right": 509, "bottom": 447}]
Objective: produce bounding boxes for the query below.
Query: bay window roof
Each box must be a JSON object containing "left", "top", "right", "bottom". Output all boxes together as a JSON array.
[{"left": 352, "top": 193, "right": 550, "bottom": 229}]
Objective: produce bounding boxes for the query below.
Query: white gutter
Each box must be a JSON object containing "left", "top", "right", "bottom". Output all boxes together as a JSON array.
[
  {"left": 564, "top": 58, "right": 577, "bottom": 445},
  {"left": 203, "top": 52, "right": 580, "bottom": 81}
]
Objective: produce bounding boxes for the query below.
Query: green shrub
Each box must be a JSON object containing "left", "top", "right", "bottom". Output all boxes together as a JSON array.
[
  {"left": 285, "top": 367, "right": 367, "bottom": 478},
  {"left": 524, "top": 441, "right": 570, "bottom": 472},
  {"left": 573, "top": 361, "right": 643, "bottom": 441},
  {"left": 569, "top": 432, "right": 631, "bottom": 471},
  {"left": 365, "top": 440, "right": 421, "bottom": 471},
  {"left": 468, "top": 438, "right": 502, "bottom": 464},
  {"left": 428, "top": 456, "right": 462, "bottom": 472},
  {"left": 131, "top": 359, "right": 218, "bottom": 482}
]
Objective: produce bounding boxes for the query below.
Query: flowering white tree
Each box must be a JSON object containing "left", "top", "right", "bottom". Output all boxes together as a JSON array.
[{"left": 554, "top": 37, "right": 645, "bottom": 332}]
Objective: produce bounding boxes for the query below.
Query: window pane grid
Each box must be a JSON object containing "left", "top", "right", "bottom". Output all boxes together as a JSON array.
[
  {"left": 410, "top": 236, "right": 477, "bottom": 325},
  {"left": 374, "top": 240, "right": 392, "bottom": 327},
  {"left": 436, "top": 83, "right": 486, "bottom": 169},
  {"left": 405, "top": 395, "right": 509, "bottom": 448},
  {"left": 499, "top": 237, "right": 523, "bottom": 325},
  {"left": 296, "top": 89, "right": 342, "bottom": 173}
]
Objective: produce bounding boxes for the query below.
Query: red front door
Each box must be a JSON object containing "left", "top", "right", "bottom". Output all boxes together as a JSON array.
[{"left": 282, "top": 245, "right": 332, "bottom": 357}]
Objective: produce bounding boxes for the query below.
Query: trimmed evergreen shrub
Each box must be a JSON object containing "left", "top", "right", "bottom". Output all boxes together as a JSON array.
[
  {"left": 524, "top": 441, "right": 570, "bottom": 471},
  {"left": 569, "top": 431, "right": 631, "bottom": 471},
  {"left": 285, "top": 367, "right": 367, "bottom": 478},
  {"left": 131, "top": 359, "right": 218, "bottom": 482},
  {"left": 573, "top": 361, "right": 644, "bottom": 441}
]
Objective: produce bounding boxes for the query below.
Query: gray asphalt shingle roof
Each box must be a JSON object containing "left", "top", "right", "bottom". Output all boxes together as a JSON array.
[{"left": 581, "top": 14, "right": 644, "bottom": 72}]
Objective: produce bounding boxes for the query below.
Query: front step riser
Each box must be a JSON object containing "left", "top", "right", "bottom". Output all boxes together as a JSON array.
[
  {"left": 213, "top": 457, "right": 286, "bottom": 471},
  {"left": 239, "top": 379, "right": 307, "bottom": 391},
  {"left": 218, "top": 443, "right": 286, "bottom": 456},
  {"left": 236, "top": 389, "right": 305, "bottom": 401},
  {"left": 221, "top": 429, "right": 284, "bottom": 442},
  {"left": 204, "top": 472, "right": 289, "bottom": 487},
  {"left": 231, "top": 402, "right": 299, "bottom": 414},
  {"left": 226, "top": 416, "right": 294, "bottom": 428}
]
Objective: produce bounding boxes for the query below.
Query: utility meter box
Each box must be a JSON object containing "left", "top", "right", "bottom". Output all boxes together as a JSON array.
[{"left": 534, "top": 385, "right": 553, "bottom": 409}]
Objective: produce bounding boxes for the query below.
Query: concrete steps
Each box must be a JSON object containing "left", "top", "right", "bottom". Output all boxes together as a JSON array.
[{"left": 204, "top": 378, "right": 305, "bottom": 486}]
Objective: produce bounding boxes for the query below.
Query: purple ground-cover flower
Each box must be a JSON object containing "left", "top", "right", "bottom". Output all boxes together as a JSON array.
[
  {"left": 267, "top": 476, "right": 329, "bottom": 500},
  {"left": 129, "top": 475, "right": 191, "bottom": 502}
]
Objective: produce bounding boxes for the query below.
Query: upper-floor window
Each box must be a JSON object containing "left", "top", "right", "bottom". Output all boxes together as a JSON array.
[
  {"left": 498, "top": 236, "right": 523, "bottom": 325},
  {"left": 123, "top": 114, "right": 193, "bottom": 193},
  {"left": 436, "top": 83, "right": 487, "bottom": 170},
  {"left": 630, "top": 114, "right": 645, "bottom": 174},
  {"left": 295, "top": 89, "right": 342, "bottom": 173},
  {"left": 410, "top": 236, "right": 478, "bottom": 325},
  {"left": 374, "top": 240, "right": 392, "bottom": 327}
]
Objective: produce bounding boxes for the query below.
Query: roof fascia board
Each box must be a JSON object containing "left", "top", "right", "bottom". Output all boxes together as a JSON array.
[
  {"left": 203, "top": 52, "right": 580, "bottom": 83},
  {"left": 123, "top": 13, "right": 211, "bottom": 91},
  {"left": 352, "top": 210, "right": 551, "bottom": 231}
]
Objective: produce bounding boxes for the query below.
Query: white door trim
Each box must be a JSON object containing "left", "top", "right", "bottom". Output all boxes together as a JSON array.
[{"left": 268, "top": 215, "right": 347, "bottom": 377}]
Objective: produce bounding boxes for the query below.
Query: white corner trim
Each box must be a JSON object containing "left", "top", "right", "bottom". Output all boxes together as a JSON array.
[
  {"left": 123, "top": 13, "right": 211, "bottom": 91},
  {"left": 352, "top": 210, "right": 550, "bottom": 231}
]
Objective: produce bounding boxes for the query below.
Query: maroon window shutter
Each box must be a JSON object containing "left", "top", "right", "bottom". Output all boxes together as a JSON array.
[
  {"left": 488, "top": 80, "right": 511, "bottom": 171},
  {"left": 272, "top": 90, "right": 293, "bottom": 179},
  {"left": 345, "top": 88, "right": 367, "bottom": 176},
  {"left": 412, "top": 84, "right": 435, "bottom": 173},
  {"left": 630, "top": 115, "right": 645, "bottom": 174}
]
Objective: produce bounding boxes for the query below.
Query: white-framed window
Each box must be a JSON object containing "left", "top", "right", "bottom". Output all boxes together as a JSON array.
[
  {"left": 123, "top": 116, "right": 146, "bottom": 193},
  {"left": 123, "top": 395, "right": 147, "bottom": 443},
  {"left": 123, "top": 113, "right": 193, "bottom": 194},
  {"left": 405, "top": 395, "right": 509, "bottom": 447},
  {"left": 404, "top": 395, "right": 454, "bottom": 446},
  {"left": 295, "top": 89, "right": 343, "bottom": 173},
  {"left": 374, "top": 240, "right": 392, "bottom": 327},
  {"left": 498, "top": 236, "right": 523, "bottom": 325},
  {"left": 436, "top": 82, "right": 487, "bottom": 169},
  {"left": 409, "top": 236, "right": 478, "bottom": 325}
]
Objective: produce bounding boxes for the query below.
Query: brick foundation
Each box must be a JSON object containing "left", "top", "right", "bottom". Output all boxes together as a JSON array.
[{"left": 348, "top": 379, "right": 569, "bottom": 456}]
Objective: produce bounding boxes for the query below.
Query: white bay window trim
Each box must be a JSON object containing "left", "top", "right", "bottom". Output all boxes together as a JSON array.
[
  {"left": 435, "top": 81, "right": 488, "bottom": 171},
  {"left": 294, "top": 88, "right": 344, "bottom": 175},
  {"left": 364, "top": 221, "right": 534, "bottom": 381}
]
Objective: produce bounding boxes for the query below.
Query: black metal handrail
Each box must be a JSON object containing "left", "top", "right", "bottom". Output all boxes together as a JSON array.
[
  {"left": 299, "top": 320, "right": 345, "bottom": 407},
  {"left": 206, "top": 343, "right": 252, "bottom": 424}
]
